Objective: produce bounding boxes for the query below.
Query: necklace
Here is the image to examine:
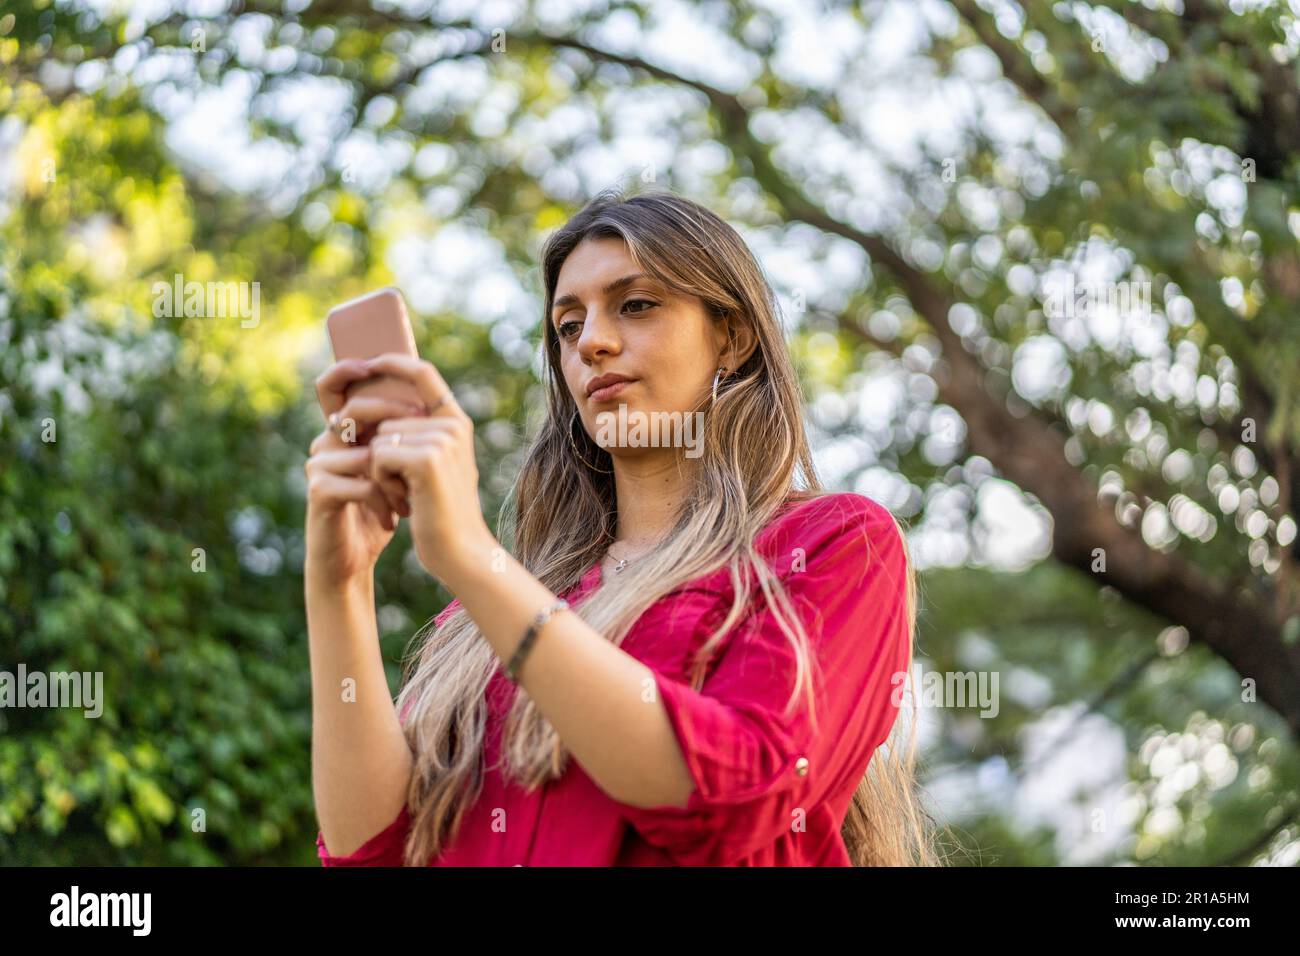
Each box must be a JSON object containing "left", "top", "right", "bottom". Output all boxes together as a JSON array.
[{"left": 607, "top": 542, "right": 649, "bottom": 574}]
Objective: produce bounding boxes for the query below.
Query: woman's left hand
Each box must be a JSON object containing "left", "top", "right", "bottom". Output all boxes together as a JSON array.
[{"left": 365, "top": 353, "right": 496, "bottom": 582}]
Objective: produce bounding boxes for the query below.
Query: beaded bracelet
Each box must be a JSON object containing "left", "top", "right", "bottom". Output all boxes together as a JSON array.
[{"left": 505, "top": 598, "right": 570, "bottom": 683}]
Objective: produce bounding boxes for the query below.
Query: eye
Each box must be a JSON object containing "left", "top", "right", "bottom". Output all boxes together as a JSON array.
[
  {"left": 557, "top": 320, "right": 580, "bottom": 339},
  {"left": 623, "top": 298, "right": 658, "bottom": 314}
]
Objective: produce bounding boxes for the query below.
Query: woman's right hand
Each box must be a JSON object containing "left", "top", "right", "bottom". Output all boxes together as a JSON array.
[{"left": 305, "top": 359, "right": 426, "bottom": 586}]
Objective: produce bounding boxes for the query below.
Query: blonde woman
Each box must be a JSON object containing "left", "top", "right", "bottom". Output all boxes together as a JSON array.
[{"left": 306, "top": 188, "right": 939, "bottom": 866}]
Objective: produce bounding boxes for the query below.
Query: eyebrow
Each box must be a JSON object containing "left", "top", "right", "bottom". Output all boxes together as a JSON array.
[{"left": 551, "top": 274, "right": 655, "bottom": 317}]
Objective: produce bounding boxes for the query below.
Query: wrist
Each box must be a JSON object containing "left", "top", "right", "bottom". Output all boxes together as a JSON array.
[
  {"left": 436, "top": 526, "right": 504, "bottom": 591},
  {"left": 305, "top": 564, "right": 374, "bottom": 600}
]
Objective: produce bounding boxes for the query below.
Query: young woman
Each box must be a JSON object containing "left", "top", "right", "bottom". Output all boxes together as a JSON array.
[{"left": 305, "top": 188, "right": 939, "bottom": 866}]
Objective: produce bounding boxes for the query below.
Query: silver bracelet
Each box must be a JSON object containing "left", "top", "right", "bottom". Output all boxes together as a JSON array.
[{"left": 505, "top": 599, "right": 569, "bottom": 683}]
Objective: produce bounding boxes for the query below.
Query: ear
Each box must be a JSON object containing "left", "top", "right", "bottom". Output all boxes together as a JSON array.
[{"left": 713, "top": 308, "right": 758, "bottom": 373}]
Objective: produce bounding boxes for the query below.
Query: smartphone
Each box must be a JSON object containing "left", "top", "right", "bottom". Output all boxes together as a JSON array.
[{"left": 326, "top": 287, "right": 424, "bottom": 408}]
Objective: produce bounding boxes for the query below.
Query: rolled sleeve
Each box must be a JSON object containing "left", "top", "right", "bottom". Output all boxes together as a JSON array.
[
  {"left": 612, "top": 494, "right": 911, "bottom": 866},
  {"left": 316, "top": 805, "right": 411, "bottom": 866}
]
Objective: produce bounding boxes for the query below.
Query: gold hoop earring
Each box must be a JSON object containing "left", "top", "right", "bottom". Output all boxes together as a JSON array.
[{"left": 569, "top": 409, "right": 613, "bottom": 474}]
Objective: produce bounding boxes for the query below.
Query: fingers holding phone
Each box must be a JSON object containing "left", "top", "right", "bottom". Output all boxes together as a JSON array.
[
  {"left": 314, "top": 358, "right": 373, "bottom": 419},
  {"left": 322, "top": 288, "right": 429, "bottom": 511},
  {"left": 363, "top": 354, "right": 491, "bottom": 582},
  {"left": 317, "top": 393, "right": 422, "bottom": 444},
  {"left": 303, "top": 439, "right": 400, "bottom": 585},
  {"left": 312, "top": 392, "right": 422, "bottom": 517},
  {"left": 357, "top": 353, "right": 460, "bottom": 419},
  {"left": 306, "top": 288, "right": 431, "bottom": 586}
]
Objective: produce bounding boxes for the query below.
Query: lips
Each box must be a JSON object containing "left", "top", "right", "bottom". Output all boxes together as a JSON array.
[
  {"left": 589, "top": 380, "right": 635, "bottom": 403},
  {"left": 585, "top": 373, "right": 637, "bottom": 402}
]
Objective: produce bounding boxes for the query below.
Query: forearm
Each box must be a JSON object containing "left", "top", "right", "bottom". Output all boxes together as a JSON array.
[
  {"left": 307, "top": 570, "right": 414, "bottom": 856},
  {"left": 440, "top": 535, "right": 694, "bottom": 810}
]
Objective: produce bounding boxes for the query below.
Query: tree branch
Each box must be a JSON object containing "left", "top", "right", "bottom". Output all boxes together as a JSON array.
[{"left": 531, "top": 30, "right": 1300, "bottom": 736}]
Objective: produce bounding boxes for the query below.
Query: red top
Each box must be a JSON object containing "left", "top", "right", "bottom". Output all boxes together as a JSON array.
[{"left": 316, "top": 492, "right": 911, "bottom": 866}]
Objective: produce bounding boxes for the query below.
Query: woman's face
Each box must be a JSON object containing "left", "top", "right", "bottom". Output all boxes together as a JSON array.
[{"left": 552, "top": 236, "right": 728, "bottom": 456}]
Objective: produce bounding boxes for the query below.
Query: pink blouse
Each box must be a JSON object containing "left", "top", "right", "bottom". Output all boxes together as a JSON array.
[{"left": 316, "top": 492, "right": 911, "bottom": 866}]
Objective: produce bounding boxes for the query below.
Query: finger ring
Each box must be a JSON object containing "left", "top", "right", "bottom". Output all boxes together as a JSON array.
[
  {"left": 392, "top": 432, "right": 402, "bottom": 446},
  {"left": 328, "top": 412, "right": 343, "bottom": 435}
]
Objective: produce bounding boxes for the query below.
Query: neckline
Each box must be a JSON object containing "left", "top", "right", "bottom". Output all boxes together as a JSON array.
[
  {"left": 572, "top": 493, "right": 810, "bottom": 597},
  {"left": 579, "top": 560, "right": 603, "bottom": 592}
]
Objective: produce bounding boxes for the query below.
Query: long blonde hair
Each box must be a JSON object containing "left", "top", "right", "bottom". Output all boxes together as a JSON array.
[{"left": 395, "top": 185, "right": 944, "bottom": 866}]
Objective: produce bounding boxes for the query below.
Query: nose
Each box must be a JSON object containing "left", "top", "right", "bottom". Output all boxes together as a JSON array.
[{"left": 575, "top": 305, "right": 622, "bottom": 363}]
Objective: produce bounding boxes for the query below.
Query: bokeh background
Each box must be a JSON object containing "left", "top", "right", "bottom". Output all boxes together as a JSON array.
[{"left": 2, "top": 0, "right": 1298, "bottom": 865}]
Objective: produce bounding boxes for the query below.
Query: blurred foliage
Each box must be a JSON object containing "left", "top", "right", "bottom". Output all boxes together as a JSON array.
[{"left": 1, "top": 0, "right": 1297, "bottom": 866}]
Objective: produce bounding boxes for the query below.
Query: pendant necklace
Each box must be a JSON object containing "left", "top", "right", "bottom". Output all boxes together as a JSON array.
[{"left": 607, "top": 542, "right": 645, "bottom": 574}]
